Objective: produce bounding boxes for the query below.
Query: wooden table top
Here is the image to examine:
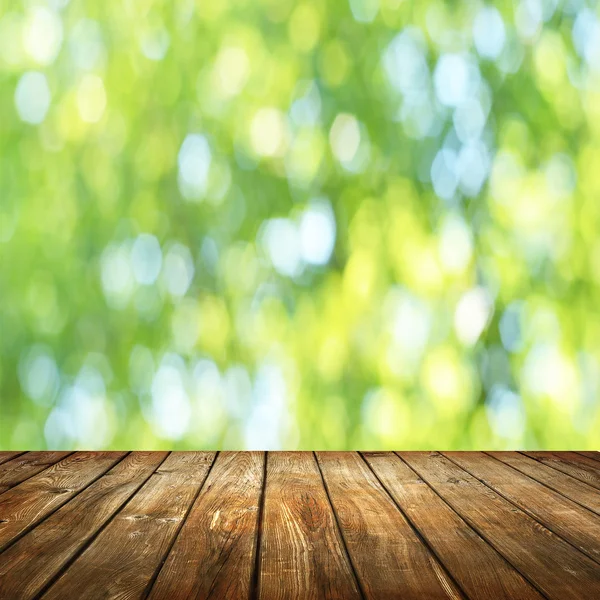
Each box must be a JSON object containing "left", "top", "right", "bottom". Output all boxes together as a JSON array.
[{"left": 0, "top": 451, "right": 598, "bottom": 599}]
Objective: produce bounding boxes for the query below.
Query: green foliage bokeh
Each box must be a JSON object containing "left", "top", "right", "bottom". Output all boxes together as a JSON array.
[{"left": 1, "top": 0, "right": 600, "bottom": 449}]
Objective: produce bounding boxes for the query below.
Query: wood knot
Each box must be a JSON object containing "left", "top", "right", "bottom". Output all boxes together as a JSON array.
[{"left": 158, "top": 517, "right": 180, "bottom": 523}]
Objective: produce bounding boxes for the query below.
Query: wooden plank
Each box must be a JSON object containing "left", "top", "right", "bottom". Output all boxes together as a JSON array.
[
  {"left": 147, "top": 452, "right": 264, "bottom": 600},
  {"left": 363, "top": 452, "right": 543, "bottom": 600},
  {"left": 257, "top": 452, "right": 362, "bottom": 600},
  {"left": 444, "top": 452, "right": 600, "bottom": 565},
  {"left": 522, "top": 451, "right": 600, "bottom": 491},
  {"left": 0, "top": 452, "right": 25, "bottom": 467},
  {"left": 0, "top": 452, "right": 168, "bottom": 600},
  {"left": 0, "top": 452, "right": 71, "bottom": 494},
  {"left": 43, "top": 452, "right": 216, "bottom": 600},
  {"left": 316, "top": 451, "right": 463, "bottom": 600},
  {"left": 400, "top": 452, "right": 600, "bottom": 600},
  {"left": 576, "top": 451, "right": 600, "bottom": 463},
  {"left": 0, "top": 451, "right": 126, "bottom": 552},
  {"left": 488, "top": 452, "right": 600, "bottom": 517}
]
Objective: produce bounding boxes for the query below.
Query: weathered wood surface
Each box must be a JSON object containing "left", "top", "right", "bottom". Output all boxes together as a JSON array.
[
  {"left": 0, "top": 453, "right": 25, "bottom": 466},
  {"left": 523, "top": 451, "right": 600, "bottom": 490},
  {"left": 363, "top": 452, "right": 543, "bottom": 600},
  {"left": 0, "top": 452, "right": 71, "bottom": 494},
  {"left": 258, "top": 452, "right": 362, "bottom": 600},
  {"left": 0, "top": 451, "right": 598, "bottom": 599},
  {"left": 0, "top": 452, "right": 168, "bottom": 600},
  {"left": 316, "top": 451, "right": 463, "bottom": 599},
  {"left": 444, "top": 451, "right": 600, "bottom": 563},
  {"left": 400, "top": 451, "right": 600, "bottom": 600},
  {"left": 43, "top": 452, "right": 215, "bottom": 600},
  {"left": 488, "top": 452, "right": 600, "bottom": 516},
  {"left": 148, "top": 451, "right": 263, "bottom": 600},
  {"left": 0, "top": 452, "right": 126, "bottom": 553}
]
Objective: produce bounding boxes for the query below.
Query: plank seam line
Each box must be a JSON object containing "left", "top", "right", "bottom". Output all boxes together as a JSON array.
[
  {"left": 0, "top": 451, "right": 131, "bottom": 558},
  {"left": 441, "top": 452, "right": 600, "bottom": 568},
  {"left": 561, "top": 452, "right": 600, "bottom": 473},
  {"left": 574, "top": 451, "right": 600, "bottom": 464},
  {"left": 250, "top": 451, "right": 268, "bottom": 600},
  {"left": 394, "top": 452, "right": 552, "bottom": 600},
  {"left": 0, "top": 451, "right": 76, "bottom": 498},
  {"left": 0, "top": 452, "right": 27, "bottom": 467},
  {"left": 32, "top": 451, "right": 171, "bottom": 600},
  {"left": 359, "top": 453, "right": 468, "bottom": 600},
  {"left": 142, "top": 451, "right": 220, "bottom": 600},
  {"left": 517, "top": 451, "right": 600, "bottom": 491},
  {"left": 483, "top": 452, "right": 600, "bottom": 518},
  {"left": 313, "top": 452, "right": 367, "bottom": 600}
]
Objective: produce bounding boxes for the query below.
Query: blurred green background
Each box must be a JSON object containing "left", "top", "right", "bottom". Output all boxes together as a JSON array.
[{"left": 1, "top": 0, "right": 600, "bottom": 450}]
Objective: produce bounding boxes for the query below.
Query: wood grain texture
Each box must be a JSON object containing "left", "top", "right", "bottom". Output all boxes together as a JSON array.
[
  {"left": 0, "top": 451, "right": 126, "bottom": 552},
  {"left": 0, "top": 452, "right": 71, "bottom": 494},
  {"left": 0, "top": 452, "right": 168, "bottom": 600},
  {"left": 576, "top": 451, "right": 600, "bottom": 462},
  {"left": 400, "top": 451, "right": 600, "bottom": 600},
  {"left": 0, "top": 451, "right": 597, "bottom": 599},
  {"left": 317, "top": 451, "right": 463, "bottom": 600},
  {"left": 148, "top": 451, "right": 263, "bottom": 600},
  {"left": 522, "top": 451, "right": 600, "bottom": 490},
  {"left": 258, "top": 452, "right": 362, "bottom": 600},
  {"left": 444, "top": 451, "right": 600, "bottom": 564},
  {"left": 487, "top": 451, "right": 600, "bottom": 516},
  {"left": 42, "top": 452, "right": 216, "bottom": 600},
  {"left": 0, "top": 452, "right": 25, "bottom": 466},
  {"left": 363, "top": 452, "right": 543, "bottom": 600}
]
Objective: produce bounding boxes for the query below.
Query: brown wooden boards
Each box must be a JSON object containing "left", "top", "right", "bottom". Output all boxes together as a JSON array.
[
  {"left": 0, "top": 452, "right": 25, "bottom": 466},
  {"left": 0, "top": 451, "right": 597, "bottom": 599},
  {"left": 41, "top": 452, "right": 216, "bottom": 600},
  {"left": 316, "top": 451, "right": 463, "bottom": 600},
  {"left": 576, "top": 451, "right": 600, "bottom": 462},
  {"left": 0, "top": 452, "right": 71, "bottom": 494},
  {"left": 148, "top": 451, "right": 263, "bottom": 600},
  {"left": 257, "top": 452, "right": 362, "bottom": 600},
  {"left": 400, "top": 452, "right": 600, "bottom": 600},
  {"left": 444, "top": 451, "right": 600, "bottom": 564},
  {"left": 487, "top": 451, "right": 600, "bottom": 516},
  {"left": 363, "top": 452, "right": 543, "bottom": 600},
  {"left": 0, "top": 451, "right": 167, "bottom": 600},
  {"left": 0, "top": 451, "right": 126, "bottom": 552},
  {"left": 523, "top": 451, "right": 600, "bottom": 490}
]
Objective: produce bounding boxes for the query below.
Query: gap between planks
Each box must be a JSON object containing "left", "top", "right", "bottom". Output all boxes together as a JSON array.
[
  {"left": 141, "top": 452, "right": 220, "bottom": 600},
  {"left": 482, "top": 451, "right": 600, "bottom": 517},
  {"left": 442, "top": 452, "right": 600, "bottom": 567},
  {"left": 358, "top": 453, "right": 468, "bottom": 599},
  {"left": 1, "top": 452, "right": 598, "bottom": 600},
  {"left": 41, "top": 452, "right": 217, "bottom": 600},
  {"left": 0, "top": 452, "right": 131, "bottom": 556},
  {"left": 30, "top": 452, "right": 172, "bottom": 600},
  {"left": 314, "top": 451, "right": 367, "bottom": 600},
  {"left": 250, "top": 451, "right": 268, "bottom": 600},
  {"left": 398, "top": 452, "right": 600, "bottom": 600},
  {"left": 388, "top": 452, "right": 549, "bottom": 600}
]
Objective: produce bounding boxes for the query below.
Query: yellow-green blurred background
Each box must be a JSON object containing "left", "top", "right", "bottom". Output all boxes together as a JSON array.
[{"left": 1, "top": 0, "right": 600, "bottom": 450}]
